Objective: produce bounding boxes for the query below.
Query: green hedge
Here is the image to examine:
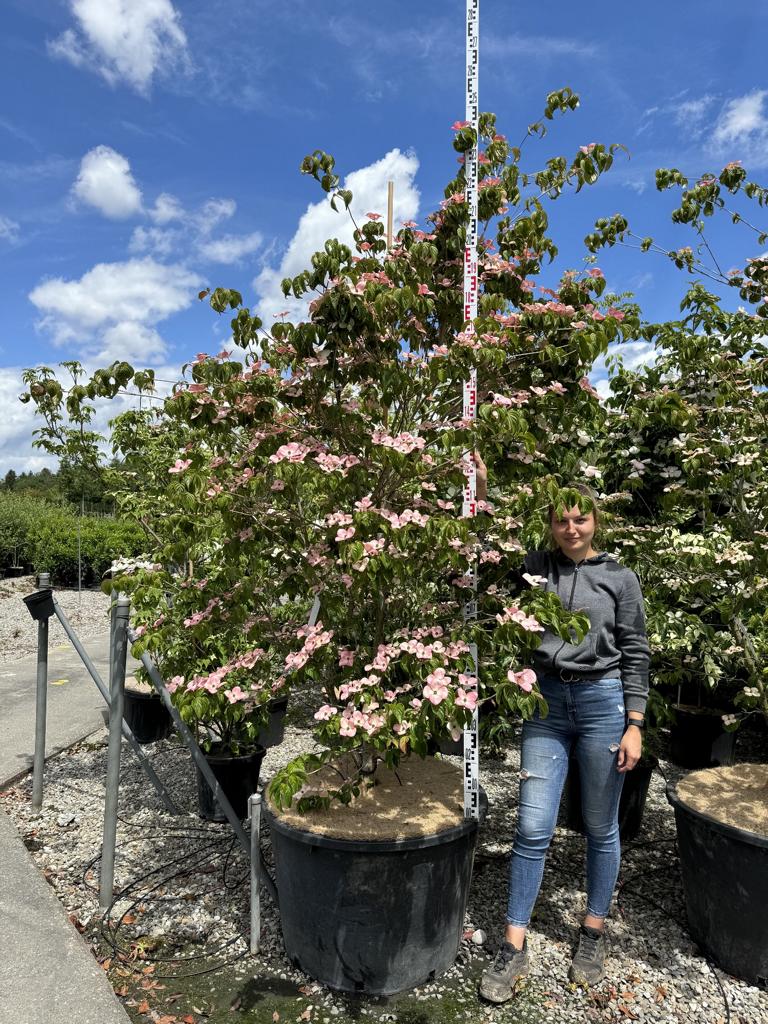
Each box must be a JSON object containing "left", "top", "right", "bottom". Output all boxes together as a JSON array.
[
  {"left": 0, "top": 493, "right": 145, "bottom": 585},
  {"left": 0, "top": 492, "right": 39, "bottom": 569}
]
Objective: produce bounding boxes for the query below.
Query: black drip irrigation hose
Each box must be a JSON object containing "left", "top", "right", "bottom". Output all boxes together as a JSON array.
[{"left": 97, "top": 836, "right": 253, "bottom": 976}]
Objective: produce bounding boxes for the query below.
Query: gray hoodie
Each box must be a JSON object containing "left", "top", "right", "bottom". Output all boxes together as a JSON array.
[{"left": 523, "top": 549, "right": 650, "bottom": 715}]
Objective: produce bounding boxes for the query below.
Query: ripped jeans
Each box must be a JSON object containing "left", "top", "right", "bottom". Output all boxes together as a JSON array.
[{"left": 506, "top": 675, "right": 627, "bottom": 927}]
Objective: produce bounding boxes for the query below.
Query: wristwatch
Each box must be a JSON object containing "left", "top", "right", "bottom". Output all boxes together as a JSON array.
[{"left": 626, "top": 717, "right": 646, "bottom": 730}]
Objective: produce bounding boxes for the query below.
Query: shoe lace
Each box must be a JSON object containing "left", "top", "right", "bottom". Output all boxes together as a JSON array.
[
  {"left": 577, "top": 929, "right": 601, "bottom": 960},
  {"left": 491, "top": 943, "right": 519, "bottom": 974}
]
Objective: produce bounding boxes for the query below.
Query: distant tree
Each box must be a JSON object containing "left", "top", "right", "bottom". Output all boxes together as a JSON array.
[{"left": 3, "top": 469, "right": 16, "bottom": 491}]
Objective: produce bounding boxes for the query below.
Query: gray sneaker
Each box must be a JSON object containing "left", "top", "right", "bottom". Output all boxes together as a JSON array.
[
  {"left": 479, "top": 940, "right": 529, "bottom": 1003},
  {"left": 569, "top": 925, "right": 608, "bottom": 986}
]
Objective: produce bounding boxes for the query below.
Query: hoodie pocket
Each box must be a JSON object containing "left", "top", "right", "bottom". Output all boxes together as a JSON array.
[{"left": 557, "top": 631, "right": 596, "bottom": 669}]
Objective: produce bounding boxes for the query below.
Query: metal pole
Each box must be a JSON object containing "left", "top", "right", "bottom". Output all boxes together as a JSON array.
[
  {"left": 249, "top": 792, "right": 262, "bottom": 954},
  {"left": 52, "top": 597, "right": 178, "bottom": 815},
  {"left": 135, "top": 647, "right": 249, "bottom": 849},
  {"left": 462, "top": 0, "right": 481, "bottom": 821},
  {"left": 109, "top": 595, "right": 117, "bottom": 693},
  {"left": 100, "top": 594, "right": 129, "bottom": 911},
  {"left": 134, "top": 643, "right": 279, "bottom": 904},
  {"left": 31, "top": 573, "right": 51, "bottom": 809}
]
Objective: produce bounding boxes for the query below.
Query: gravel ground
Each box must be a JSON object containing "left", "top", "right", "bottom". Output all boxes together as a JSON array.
[
  {"left": 1, "top": 720, "right": 766, "bottom": 1024},
  {"left": 0, "top": 575, "right": 109, "bottom": 662}
]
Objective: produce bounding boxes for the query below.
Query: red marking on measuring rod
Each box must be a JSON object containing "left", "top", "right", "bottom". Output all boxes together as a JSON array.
[{"left": 462, "top": 0, "right": 480, "bottom": 821}]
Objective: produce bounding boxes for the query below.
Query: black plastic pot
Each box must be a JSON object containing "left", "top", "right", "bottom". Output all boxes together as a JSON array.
[
  {"left": 669, "top": 705, "right": 737, "bottom": 769},
  {"left": 560, "top": 755, "right": 658, "bottom": 842},
  {"left": 7, "top": 566, "right": 26, "bottom": 579},
  {"left": 256, "top": 696, "right": 288, "bottom": 749},
  {"left": 266, "top": 811, "right": 478, "bottom": 995},
  {"left": 123, "top": 689, "right": 173, "bottom": 744},
  {"left": 667, "top": 777, "right": 768, "bottom": 987},
  {"left": 196, "top": 744, "right": 265, "bottom": 821},
  {"left": 22, "top": 588, "right": 55, "bottom": 621}
]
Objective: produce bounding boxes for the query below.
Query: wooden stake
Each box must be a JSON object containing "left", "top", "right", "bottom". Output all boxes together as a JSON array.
[{"left": 386, "top": 180, "right": 394, "bottom": 250}]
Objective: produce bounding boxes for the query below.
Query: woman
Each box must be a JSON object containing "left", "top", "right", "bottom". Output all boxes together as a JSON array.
[{"left": 473, "top": 455, "right": 649, "bottom": 1000}]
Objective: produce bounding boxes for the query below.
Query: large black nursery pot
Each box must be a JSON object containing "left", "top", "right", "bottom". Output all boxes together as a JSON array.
[
  {"left": 256, "top": 695, "right": 288, "bottom": 749},
  {"left": 560, "top": 754, "right": 657, "bottom": 842},
  {"left": 267, "top": 813, "right": 478, "bottom": 996},
  {"left": 196, "top": 744, "right": 265, "bottom": 821},
  {"left": 667, "top": 772, "right": 768, "bottom": 988},
  {"left": 668, "top": 704, "right": 736, "bottom": 769},
  {"left": 123, "top": 688, "right": 173, "bottom": 744}
]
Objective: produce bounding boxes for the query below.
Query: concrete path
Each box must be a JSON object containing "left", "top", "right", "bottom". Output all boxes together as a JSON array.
[
  {"left": 0, "top": 631, "right": 132, "bottom": 1023},
  {"left": 0, "top": 634, "right": 138, "bottom": 786}
]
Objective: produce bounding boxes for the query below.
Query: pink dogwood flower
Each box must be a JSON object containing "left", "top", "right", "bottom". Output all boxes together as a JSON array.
[
  {"left": 509, "top": 668, "right": 537, "bottom": 692},
  {"left": 314, "top": 704, "right": 338, "bottom": 721}
]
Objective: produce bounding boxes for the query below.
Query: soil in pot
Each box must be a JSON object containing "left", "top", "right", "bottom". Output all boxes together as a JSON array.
[
  {"left": 196, "top": 744, "right": 265, "bottom": 822},
  {"left": 560, "top": 754, "right": 657, "bottom": 842},
  {"left": 668, "top": 764, "right": 768, "bottom": 987},
  {"left": 668, "top": 704, "right": 737, "bottom": 769},
  {"left": 265, "top": 756, "right": 478, "bottom": 995}
]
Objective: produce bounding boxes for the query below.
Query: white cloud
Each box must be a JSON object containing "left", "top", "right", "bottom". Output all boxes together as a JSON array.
[
  {"left": 483, "top": 34, "right": 596, "bottom": 59},
  {"left": 95, "top": 322, "right": 168, "bottom": 364},
  {"left": 196, "top": 198, "right": 237, "bottom": 235},
  {"left": 149, "top": 192, "right": 185, "bottom": 224},
  {"left": 72, "top": 145, "right": 143, "bottom": 219},
  {"left": 129, "top": 224, "right": 178, "bottom": 257},
  {"left": 623, "top": 178, "right": 648, "bottom": 195},
  {"left": 712, "top": 90, "right": 768, "bottom": 165},
  {"left": 254, "top": 148, "right": 420, "bottom": 323},
  {"left": 198, "top": 231, "right": 263, "bottom": 264},
  {"left": 591, "top": 339, "right": 658, "bottom": 400},
  {"left": 673, "top": 95, "right": 716, "bottom": 129},
  {"left": 0, "top": 215, "right": 20, "bottom": 242},
  {"left": 130, "top": 194, "right": 260, "bottom": 264},
  {"left": 48, "top": 0, "right": 190, "bottom": 95},
  {"left": 29, "top": 257, "right": 202, "bottom": 356}
]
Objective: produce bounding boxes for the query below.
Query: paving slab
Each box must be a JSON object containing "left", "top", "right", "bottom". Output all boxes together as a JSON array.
[
  {"left": 0, "top": 633, "right": 136, "bottom": 787},
  {"left": 0, "top": 808, "right": 131, "bottom": 1023}
]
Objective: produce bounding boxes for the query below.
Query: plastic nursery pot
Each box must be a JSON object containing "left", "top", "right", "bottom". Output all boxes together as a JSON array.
[
  {"left": 560, "top": 755, "right": 658, "bottom": 843},
  {"left": 266, "top": 811, "right": 478, "bottom": 996},
  {"left": 667, "top": 776, "right": 768, "bottom": 987},
  {"left": 255, "top": 696, "right": 288, "bottom": 749},
  {"left": 22, "top": 588, "right": 55, "bottom": 622},
  {"left": 668, "top": 704, "right": 736, "bottom": 769},
  {"left": 123, "top": 689, "right": 173, "bottom": 744},
  {"left": 195, "top": 744, "right": 266, "bottom": 822}
]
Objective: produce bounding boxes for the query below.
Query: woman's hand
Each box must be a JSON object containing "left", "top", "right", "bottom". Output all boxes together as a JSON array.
[
  {"left": 472, "top": 451, "right": 488, "bottom": 501},
  {"left": 617, "top": 724, "right": 642, "bottom": 773}
]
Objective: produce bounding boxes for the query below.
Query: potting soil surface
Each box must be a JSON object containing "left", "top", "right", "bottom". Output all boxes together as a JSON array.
[
  {"left": 267, "top": 754, "right": 465, "bottom": 839},
  {"left": 675, "top": 762, "right": 768, "bottom": 836}
]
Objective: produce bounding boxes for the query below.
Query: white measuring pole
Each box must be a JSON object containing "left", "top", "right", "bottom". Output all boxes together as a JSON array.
[{"left": 462, "top": 0, "right": 480, "bottom": 821}]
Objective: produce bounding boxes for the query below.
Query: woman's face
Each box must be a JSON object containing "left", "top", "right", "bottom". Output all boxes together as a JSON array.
[{"left": 550, "top": 504, "right": 597, "bottom": 561}]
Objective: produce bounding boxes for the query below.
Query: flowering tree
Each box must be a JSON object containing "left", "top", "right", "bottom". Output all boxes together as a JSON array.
[
  {"left": 589, "top": 165, "right": 768, "bottom": 731},
  {"left": 24, "top": 91, "right": 645, "bottom": 806}
]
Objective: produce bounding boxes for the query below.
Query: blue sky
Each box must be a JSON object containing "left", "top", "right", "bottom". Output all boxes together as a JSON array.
[{"left": 2, "top": 0, "right": 767, "bottom": 473}]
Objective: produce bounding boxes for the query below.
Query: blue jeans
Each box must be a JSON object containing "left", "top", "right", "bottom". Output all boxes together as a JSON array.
[{"left": 506, "top": 676, "right": 627, "bottom": 927}]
